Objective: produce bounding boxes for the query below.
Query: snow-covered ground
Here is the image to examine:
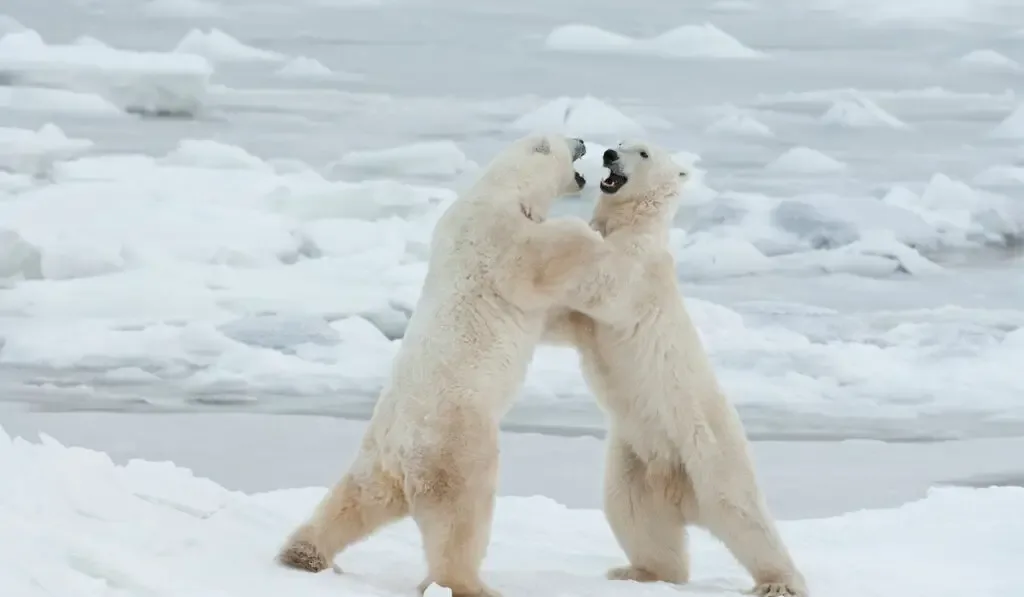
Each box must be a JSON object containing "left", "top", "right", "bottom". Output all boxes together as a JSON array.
[
  {"left": 2, "top": 413, "right": 1023, "bottom": 597},
  {"left": 2, "top": 5, "right": 1024, "bottom": 434}
]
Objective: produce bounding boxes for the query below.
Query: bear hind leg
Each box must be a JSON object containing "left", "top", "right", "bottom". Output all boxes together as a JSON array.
[
  {"left": 685, "top": 447, "right": 806, "bottom": 596},
  {"left": 410, "top": 451, "right": 501, "bottom": 597},
  {"left": 278, "top": 461, "right": 408, "bottom": 573},
  {"left": 603, "top": 435, "right": 689, "bottom": 585}
]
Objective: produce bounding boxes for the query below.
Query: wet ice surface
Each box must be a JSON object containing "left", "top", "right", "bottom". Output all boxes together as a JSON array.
[{"left": 1, "top": 0, "right": 1024, "bottom": 442}]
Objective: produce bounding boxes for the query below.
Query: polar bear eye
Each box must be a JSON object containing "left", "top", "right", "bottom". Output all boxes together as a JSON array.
[{"left": 639, "top": 151, "right": 649, "bottom": 159}]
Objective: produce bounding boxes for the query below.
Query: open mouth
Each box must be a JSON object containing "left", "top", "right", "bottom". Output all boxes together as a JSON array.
[{"left": 600, "top": 171, "right": 628, "bottom": 194}]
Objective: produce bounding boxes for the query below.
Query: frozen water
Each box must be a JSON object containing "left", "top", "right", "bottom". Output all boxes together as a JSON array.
[
  {"left": 0, "top": 0, "right": 1022, "bottom": 444},
  {"left": 0, "top": 419, "right": 1023, "bottom": 597}
]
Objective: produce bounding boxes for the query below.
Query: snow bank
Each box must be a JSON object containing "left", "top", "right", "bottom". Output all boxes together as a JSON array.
[
  {"left": 333, "top": 141, "right": 476, "bottom": 178},
  {"left": 0, "top": 29, "right": 212, "bottom": 116},
  {"left": 174, "top": 28, "right": 285, "bottom": 62},
  {"left": 509, "top": 96, "right": 649, "bottom": 138},
  {"left": 767, "top": 147, "right": 847, "bottom": 174},
  {"left": 0, "top": 429, "right": 1021, "bottom": 597},
  {"left": 0, "top": 124, "right": 93, "bottom": 176},
  {"left": 545, "top": 22, "right": 766, "bottom": 59}
]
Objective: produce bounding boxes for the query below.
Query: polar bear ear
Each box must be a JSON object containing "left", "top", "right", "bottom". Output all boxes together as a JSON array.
[{"left": 532, "top": 138, "right": 551, "bottom": 155}]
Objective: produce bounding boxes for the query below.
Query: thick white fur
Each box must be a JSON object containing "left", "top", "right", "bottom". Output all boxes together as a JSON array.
[
  {"left": 277, "top": 134, "right": 615, "bottom": 597},
  {"left": 543, "top": 141, "right": 808, "bottom": 597}
]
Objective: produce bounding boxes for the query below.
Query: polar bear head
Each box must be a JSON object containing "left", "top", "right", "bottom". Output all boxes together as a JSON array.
[
  {"left": 481, "top": 134, "right": 588, "bottom": 210},
  {"left": 592, "top": 140, "right": 689, "bottom": 233}
]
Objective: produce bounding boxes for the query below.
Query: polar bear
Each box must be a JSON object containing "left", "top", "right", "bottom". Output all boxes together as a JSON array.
[
  {"left": 277, "top": 134, "right": 614, "bottom": 597},
  {"left": 543, "top": 141, "right": 808, "bottom": 597}
]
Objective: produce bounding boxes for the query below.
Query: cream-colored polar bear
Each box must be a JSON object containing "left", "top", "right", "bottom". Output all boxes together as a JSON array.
[
  {"left": 544, "top": 141, "right": 808, "bottom": 597},
  {"left": 277, "top": 134, "right": 614, "bottom": 597}
]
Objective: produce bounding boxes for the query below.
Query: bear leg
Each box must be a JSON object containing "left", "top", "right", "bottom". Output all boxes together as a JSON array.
[
  {"left": 685, "top": 447, "right": 806, "bottom": 596},
  {"left": 410, "top": 444, "right": 501, "bottom": 597},
  {"left": 278, "top": 462, "right": 407, "bottom": 573},
  {"left": 603, "top": 434, "right": 689, "bottom": 584}
]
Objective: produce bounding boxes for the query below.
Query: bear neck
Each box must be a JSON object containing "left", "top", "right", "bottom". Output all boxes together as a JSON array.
[{"left": 597, "top": 185, "right": 677, "bottom": 240}]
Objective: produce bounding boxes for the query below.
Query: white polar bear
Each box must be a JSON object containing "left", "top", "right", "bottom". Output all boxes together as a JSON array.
[
  {"left": 277, "top": 133, "right": 615, "bottom": 597},
  {"left": 544, "top": 141, "right": 808, "bottom": 597}
]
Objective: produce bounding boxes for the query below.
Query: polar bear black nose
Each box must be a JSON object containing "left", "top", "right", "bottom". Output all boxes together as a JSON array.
[{"left": 602, "top": 149, "right": 619, "bottom": 166}]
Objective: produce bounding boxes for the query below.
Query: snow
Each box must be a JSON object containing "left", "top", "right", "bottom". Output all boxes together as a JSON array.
[
  {"left": 174, "top": 28, "right": 285, "bottom": 63},
  {"left": 0, "top": 29, "right": 212, "bottom": 116},
  {"left": 766, "top": 147, "right": 847, "bottom": 174},
  {"left": 545, "top": 22, "right": 766, "bottom": 59},
  {"left": 0, "top": 422, "right": 1022, "bottom": 597}
]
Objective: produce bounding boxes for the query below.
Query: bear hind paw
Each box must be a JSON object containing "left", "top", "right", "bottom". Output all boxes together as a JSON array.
[
  {"left": 277, "top": 539, "right": 330, "bottom": 573},
  {"left": 606, "top": 565, "right": 678, "bottom": 583},
  {"left": 750, "top": 581, "right": 806, "bottom": 597}
]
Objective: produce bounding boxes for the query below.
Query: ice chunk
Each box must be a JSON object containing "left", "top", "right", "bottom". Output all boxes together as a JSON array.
[
  {"left": 956, "top": 49, "right": 1021, "bottom": 72},
  {"left": 0, "top": 124, "right": 94, "bottom": 177},
  {"left": 990, "top": 104, "right": 1024, "bottom": 139},
  {"left": 174, "top": 28, "right": 285, "bottom": 62},
  {"left": 545, "top": 22, "right": 766, "bottom": 59},
  {"left": 821, "top": 96, "right": 909, "bottom": 129},
  {"left": 0, "top": 86, "right": 124, "bottom": 116},
  {"left": 0, "top": 14, "right": 26, "bottom": 35},
  {"left": 0, "top": 29, "right": 212, "bottom": 116},
  {"left": 510, "top": 96, "right": 648, "bottom": 138},
  {"left": 275, "top": 56, "right": 334, "bottom": 78},
  {"left": 766, "top": 147, "right": 847, "bottom": 174},
  {"left": 706, "top": 111, "right": 774, "bottom": 137},
  {"left": 161, "top": 139, "right": 268, "bottom": 170}
]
